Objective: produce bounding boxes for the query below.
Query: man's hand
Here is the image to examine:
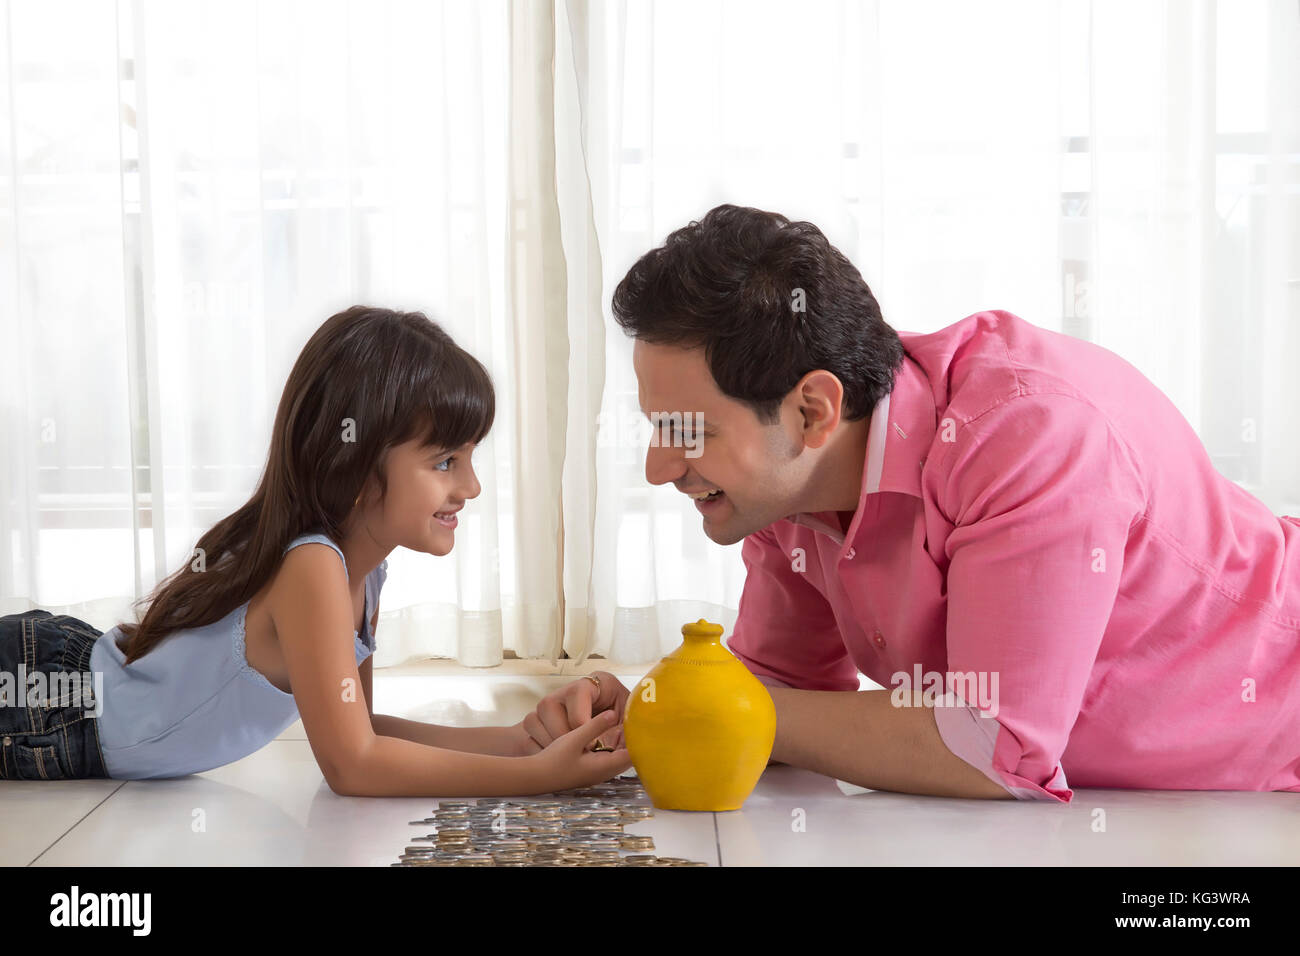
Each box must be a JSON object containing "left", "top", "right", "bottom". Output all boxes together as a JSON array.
[
  {"left": 514, "top": 671, "right": 630, "bottom": 755},
  {"left": 524, "top": 711, "right": 633, "bottom": 789}
]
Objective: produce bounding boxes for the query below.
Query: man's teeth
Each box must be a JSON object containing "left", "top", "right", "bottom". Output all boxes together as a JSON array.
[{"left": 688, "top": 490, "right": 723, "bottom": 500}]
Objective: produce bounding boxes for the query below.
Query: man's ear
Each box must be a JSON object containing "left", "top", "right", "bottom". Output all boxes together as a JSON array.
[{"left": 796, "top": 369, "right": 845, "bottom": 449}]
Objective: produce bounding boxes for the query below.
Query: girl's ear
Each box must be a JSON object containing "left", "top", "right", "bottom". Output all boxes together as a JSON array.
[{"left": 352, "top": 472, "right": 377, "bottom": 513}]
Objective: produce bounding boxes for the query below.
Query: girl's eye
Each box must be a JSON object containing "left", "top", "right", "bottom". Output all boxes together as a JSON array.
[{"left": 434, "top": 456, "right": 455, "bottom": 472}]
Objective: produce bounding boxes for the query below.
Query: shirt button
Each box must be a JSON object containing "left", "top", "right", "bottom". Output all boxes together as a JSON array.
[
  {"left": 872, "top": 630, "right": 886, "bottom": 648},
  {"left": 846, "top": 548, "right": 856, "bottom": 559}
]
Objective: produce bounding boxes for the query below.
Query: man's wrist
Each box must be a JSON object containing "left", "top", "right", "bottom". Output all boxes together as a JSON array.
[{"left": 502, "top": 721, "right": 537, "bottom": 757}]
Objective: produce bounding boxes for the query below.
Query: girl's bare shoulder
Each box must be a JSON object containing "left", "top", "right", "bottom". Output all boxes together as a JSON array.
[{"left": 265, "top": 542, "right": 350, "bottom": 621}]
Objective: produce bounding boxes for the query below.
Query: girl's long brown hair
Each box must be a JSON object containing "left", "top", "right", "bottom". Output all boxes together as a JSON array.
[{"left": 115, "top": 305, "right": 495, "bottom": 665}]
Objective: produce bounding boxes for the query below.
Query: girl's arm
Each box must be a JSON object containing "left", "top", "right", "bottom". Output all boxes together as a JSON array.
[
  {"left": 360, "top": 596, "right": 533, "bottom": 757},
  {"left": 369, "top": 714, "right": 530, "bottom": 757},
  {"left": 274, "top": 544, "right": 628, "bottom": 796},
  {"left": 341, "top": 715, "right": 625, "bottom": 797}
]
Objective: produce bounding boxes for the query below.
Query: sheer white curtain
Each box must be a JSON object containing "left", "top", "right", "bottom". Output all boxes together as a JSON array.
[
  {"left": 559, "top": 0, "right": 1300, "bottom": 663},
  {"left": 0, "top": 0, "right": 544, "bottom": 667},
  {"left": 3, "top": 0, "right": 1297, "bottom": 670}
]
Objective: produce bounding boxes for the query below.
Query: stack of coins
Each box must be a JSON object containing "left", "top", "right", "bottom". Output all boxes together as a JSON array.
[{"left": 394, "top": 773, "right": 708, "bottom": 866}]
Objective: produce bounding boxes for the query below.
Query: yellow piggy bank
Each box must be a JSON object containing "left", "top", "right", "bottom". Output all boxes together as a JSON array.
[{"left": 622, "top": 619, "right": 777, "bottom": 811}]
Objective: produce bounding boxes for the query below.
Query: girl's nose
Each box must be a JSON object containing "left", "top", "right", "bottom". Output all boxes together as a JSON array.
[{"left": 463, "top": 465, "right": 482, "bottom": 500}]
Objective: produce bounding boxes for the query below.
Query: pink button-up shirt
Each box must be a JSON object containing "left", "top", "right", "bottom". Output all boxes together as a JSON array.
[{"left": 727, "top": 309, "right": 1300, "bottom": 802}]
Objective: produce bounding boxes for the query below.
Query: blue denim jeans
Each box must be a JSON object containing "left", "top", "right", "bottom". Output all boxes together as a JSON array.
[{"left": 0, "top": 610, "right": 109, "bottom": 779}]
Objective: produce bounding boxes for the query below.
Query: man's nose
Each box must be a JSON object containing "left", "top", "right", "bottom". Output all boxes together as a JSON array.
[{"left": 644, "top": 440, "right": 687, "bottom": 487}]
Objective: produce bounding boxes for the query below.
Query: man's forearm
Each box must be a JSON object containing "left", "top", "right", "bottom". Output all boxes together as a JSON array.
[
  {"left": 765, "top": 688, "right": 1014, "bottom": 799},
  {"left": 370, "top": 714, "right": 523, "bottom": 757}
]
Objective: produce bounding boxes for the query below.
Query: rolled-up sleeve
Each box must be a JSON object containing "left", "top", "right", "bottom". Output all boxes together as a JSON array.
[
  {"left": 726, "top": 525, "right": 861, "bottom": 692},
  {"left": 931, "top": 393, "right": 1144, "bottom": 803}
]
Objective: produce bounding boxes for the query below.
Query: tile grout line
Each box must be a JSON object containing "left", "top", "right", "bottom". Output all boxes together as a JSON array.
[{"left": 27, "top": 781, "right": 130, "bottom": 867}]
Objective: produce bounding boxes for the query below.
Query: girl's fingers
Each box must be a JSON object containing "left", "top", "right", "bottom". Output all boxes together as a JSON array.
[
  {"left": 561, "top": 710, "right": 617, "bottom": 750},
  {"left": 586, "top": 748, "right": 633, "bottom": 778}
]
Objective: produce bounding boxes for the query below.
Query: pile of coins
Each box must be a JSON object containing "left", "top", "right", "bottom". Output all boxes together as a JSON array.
[{"left": 394, "top": 774, "right": 708, "bottom": 866}]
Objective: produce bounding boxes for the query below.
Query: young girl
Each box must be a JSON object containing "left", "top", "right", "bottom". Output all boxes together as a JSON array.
[{"left": 0, "top": 306, "right": 632, "bottom": 795}]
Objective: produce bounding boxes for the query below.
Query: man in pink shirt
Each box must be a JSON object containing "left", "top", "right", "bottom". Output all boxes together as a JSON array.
[{"left": 605, "top": 203, "right": 1300, "bottom": 802}]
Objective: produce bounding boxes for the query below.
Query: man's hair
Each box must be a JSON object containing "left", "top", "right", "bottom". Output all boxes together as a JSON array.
[{"left": 610, "top": 204, "right": 904, "bottom": 424}]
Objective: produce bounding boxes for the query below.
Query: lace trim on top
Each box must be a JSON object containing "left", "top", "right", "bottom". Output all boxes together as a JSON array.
[{"left": 232, "top": 582, "right": 372, "bottom": 698}]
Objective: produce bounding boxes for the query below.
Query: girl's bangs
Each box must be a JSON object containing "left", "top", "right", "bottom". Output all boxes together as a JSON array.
[{"left": 409, "top": 349, "right": 495, "bottom": 454}]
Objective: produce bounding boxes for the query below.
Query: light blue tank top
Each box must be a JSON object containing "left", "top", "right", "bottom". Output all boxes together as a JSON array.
[{"left": 88, "top": 532, "right": 388, "bottom": 780}]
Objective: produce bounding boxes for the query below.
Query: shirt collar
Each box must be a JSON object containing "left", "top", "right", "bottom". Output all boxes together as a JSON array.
[{"left": 787, "top": 350, "right": 938, "bottom": 546}]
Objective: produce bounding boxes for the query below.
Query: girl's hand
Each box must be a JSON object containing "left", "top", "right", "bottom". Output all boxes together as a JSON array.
[
  {"left": 527, "top": 711, "right": 633, "bottom": 790},
  {"left": 516, "top": 671, "right": 630, "bottom": 754}
]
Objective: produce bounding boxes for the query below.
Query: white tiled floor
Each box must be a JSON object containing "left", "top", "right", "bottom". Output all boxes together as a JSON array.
[{"left": 5, "top": 668, "right": 1300, "bottom": 866}]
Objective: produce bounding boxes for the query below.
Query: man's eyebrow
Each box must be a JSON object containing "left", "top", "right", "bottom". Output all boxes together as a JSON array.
[{"left": 641, "top": 410, "right": 713, "bottom": 429}]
